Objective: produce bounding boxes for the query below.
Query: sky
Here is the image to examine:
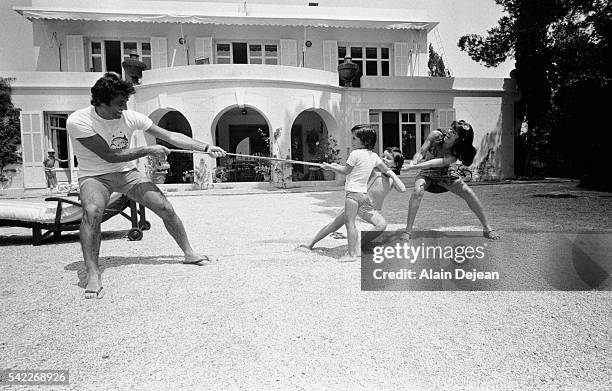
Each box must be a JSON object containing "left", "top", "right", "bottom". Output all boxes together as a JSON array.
[{"left": 1, "top": 0, "right": 515, "bottom": 77}]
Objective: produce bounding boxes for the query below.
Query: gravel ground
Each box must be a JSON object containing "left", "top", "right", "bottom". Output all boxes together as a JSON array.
[{"left": 0, "top": 181, "right": 610, "bottom": 390}]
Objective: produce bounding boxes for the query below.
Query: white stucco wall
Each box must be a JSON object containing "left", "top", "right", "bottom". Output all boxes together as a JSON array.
[
  {"left": 30, "top": 20, "right": 429, "bottom": 76},
  {"left": 4, "top": 67, "right": 517, "bottom": 189},
  {"left": 133, "top": 66, "right": 344, "bottom": 170}
]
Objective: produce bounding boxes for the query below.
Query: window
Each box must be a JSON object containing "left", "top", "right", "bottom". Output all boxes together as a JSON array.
[
  {"left": 122, "top": 41, "right": 151, "bottom": 70},
  {"left": 369, "top": 111, "right": 382, "bottom": 154},
  {"left": 46, "top": 114, "right": 71, "bottom": 169},
  {"left": 263, "top": 44, "right": 278, "bottom": 64},
  {"left": 89, "top": 39, "right": 151, "bottom": 73},
  {"left": 401, "top": 111, "right": 432, "bottom": 159},
  {"left": 90, "top": 41, "right": 104, "bottom": 72},
  {"left": 216, "top": 42, "right": 278, "bottom": 64},
  {"left": 338, "top": 44, "right": 391, "bottom": 87},
  {"left": 370, "top": 110, "right": 432, "bottom": 159},
  {"left": 216, "top": 43, "right": 231, "bottom": 64}
]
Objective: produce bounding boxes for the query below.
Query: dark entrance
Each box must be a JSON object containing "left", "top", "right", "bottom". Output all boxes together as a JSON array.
[
  {"left": 232, "top": 43, "right": 248, "bottom": 64},
  {"left": 104, "top": 40, "right": 122, "bottom": 75},
  {"left": 155, "top": 111, "right": 194, "bottom": 184},
  {"left": 382, "top": 111, "right": 399, "bottom": 151}
]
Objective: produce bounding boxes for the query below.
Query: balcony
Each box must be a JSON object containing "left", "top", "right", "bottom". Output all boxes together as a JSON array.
[
  {"left": 5, "top": 71, "right": 105, "bottom": 90},
  {"left": 140, "top": 64, "right": 341, "bottom": 90}
]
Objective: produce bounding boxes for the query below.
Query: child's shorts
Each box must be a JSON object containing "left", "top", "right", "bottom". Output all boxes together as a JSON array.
[{"left": 346, "top": 191, "right": 377, "bottom": 219}]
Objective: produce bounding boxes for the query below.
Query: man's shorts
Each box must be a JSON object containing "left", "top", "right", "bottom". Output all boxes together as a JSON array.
[
  {"left": 346, "top": 191, "right": 378, "bottom": 219},
  {"left": 78, "top": 169, "right": 152, "bottom": 197}
]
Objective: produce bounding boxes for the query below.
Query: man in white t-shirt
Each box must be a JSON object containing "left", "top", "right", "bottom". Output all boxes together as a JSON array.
[{"left": 66, "top": 72, "right": 226, "bottom": 299}]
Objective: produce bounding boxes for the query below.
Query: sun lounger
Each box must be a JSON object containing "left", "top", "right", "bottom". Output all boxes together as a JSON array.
[{"left": 0, "top": 193, "right": 149, "bottom": 245}]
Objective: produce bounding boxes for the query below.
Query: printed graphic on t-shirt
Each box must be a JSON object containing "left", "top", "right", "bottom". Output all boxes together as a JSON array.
[{"left": 109, "top": 130, "right": 129, "bottom": 149}]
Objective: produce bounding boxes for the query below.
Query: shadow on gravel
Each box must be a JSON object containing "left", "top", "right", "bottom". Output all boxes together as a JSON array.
[
  {"left": 0, "top": 230, "right": 128, "bottom": 247},
  {"left": 64, "top": 255, "right": 188, "bottom": 288},
  {"left": 309, "top": 246, "right": 348, "bottom": 260}
]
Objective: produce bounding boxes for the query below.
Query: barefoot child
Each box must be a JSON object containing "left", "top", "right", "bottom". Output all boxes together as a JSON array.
[
  {"left": 43, "top": 148, "right": 68, "bottom": 192},
  {"left": 321, "top": 125, "right": 406, "bottom": 260},
  {"left": 302, "top": 149, "right": 405, "bottom": 251}
]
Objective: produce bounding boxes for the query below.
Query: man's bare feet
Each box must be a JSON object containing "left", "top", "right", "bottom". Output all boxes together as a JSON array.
[{"left": 84, "top": 273, "right": 104, "bottom": 299}]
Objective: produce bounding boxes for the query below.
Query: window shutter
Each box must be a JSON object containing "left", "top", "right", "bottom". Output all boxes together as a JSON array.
[
  {"left": 436, "top": 109, "right": 456, "bottom": 129},
  {"left": 194, "top": 37, "right": 213, "bottom": 64},
  {"left": 20, "top": 111, "right": 47, "bottom": 188},
  {"left": 393, "top": 42, "right": 410, "bottom": 77},
  {"left": 280, "top": 39, "right": 297, "bottom": 67},
  {"left": 351, "top": 109, "right": 369, "bottom": 127},
  {"left": 323, "top": 40, "right": 338, "bottom": 72},
  {"left": 151, "top": 37, "right": 168, "bottom": 69},
  {"left": 66, "top": 35, "right": 85, "bottom": 72}
]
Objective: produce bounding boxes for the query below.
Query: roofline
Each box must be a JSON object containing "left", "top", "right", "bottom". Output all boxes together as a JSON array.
[{"left": 13, "top": 1, "right": 438, "bottom": 32}]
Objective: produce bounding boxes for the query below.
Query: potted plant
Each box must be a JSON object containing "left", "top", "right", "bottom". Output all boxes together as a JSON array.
[
  {"left": 314, "top": 135, "right": 341, "bottom": 181},
  {"left": 213, "top": 166, "right": 228, "bottom": 183},
  {"left": 254, "top": 162, "right": 271, "bottom": 182},
  {"left": 145, "top": 154, "right": 170, "bottom": 184},
  {"left": 182, "top": 158, "right": 212, "bottom": 190}
]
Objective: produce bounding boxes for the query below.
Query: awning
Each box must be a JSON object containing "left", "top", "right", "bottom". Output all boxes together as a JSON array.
[{"left": 14, "top": 0, "right": 438, "bottom": 31}]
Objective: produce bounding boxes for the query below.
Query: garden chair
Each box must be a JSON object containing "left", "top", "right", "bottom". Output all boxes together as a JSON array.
[{"left": 0, "top": 193, "right": 149, "bottom": 246}]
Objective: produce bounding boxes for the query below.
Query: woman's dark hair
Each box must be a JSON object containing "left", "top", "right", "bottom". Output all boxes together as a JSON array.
[
  {"left": 90, "top": 72, "right": 135, "bottom": 106},
  {"left": 450, "top": 120, "right": 476, "bottom": 166},
  {"left": 351, "top": 124, "right": 377, "bottom": 150}
]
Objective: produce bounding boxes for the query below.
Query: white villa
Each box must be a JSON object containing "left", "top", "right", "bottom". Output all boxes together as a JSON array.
[{"left": 4, "top": 0, "right": 519, "bottom": 190}]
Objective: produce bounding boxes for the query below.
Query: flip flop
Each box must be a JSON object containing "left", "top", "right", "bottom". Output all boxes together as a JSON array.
[
  {"left": 84, "top": 287, "right": 105, "bottom": 299},
  {"left": 399, "top": 231, "right": 412, "bottom": 241},
  {"left": 182, "top": 255, "right": 216, "bottom": 265},
  {"left": 483, "top": 229, "right": 500, "bottom": 240}
]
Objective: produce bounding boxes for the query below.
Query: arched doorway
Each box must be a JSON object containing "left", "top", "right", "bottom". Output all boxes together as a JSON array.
[
  {"left": 214, "top": 107, "right": 271, "bottom": 182},
  {"left": 150, "top": 109, "right": 194, "bottom": 184},
  {"left": 290, "top": 110, "right": 333, "bottom": 181}
]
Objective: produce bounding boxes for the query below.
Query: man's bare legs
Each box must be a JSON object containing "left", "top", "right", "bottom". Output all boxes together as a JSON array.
[
  {"left": 127, "top": 182, "right": 208, "bottom": 263},
  {"left": 79, "top": 179, "right": 111, "bottom": 298},
  {"left": 446, "top": 181, "right": 500, "bottom": 239},
  {"left": 402, "top": 177, "right": 426, "bottom": 240}
]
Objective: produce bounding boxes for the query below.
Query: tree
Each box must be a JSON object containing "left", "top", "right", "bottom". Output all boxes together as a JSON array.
[
  {"left": 428, "top": 43, "right": 450, "bottom": 77},
  {"left": 0, "top": 77, "right": 22, "bottom": 183},
  {"left": 458, "top": 0, "right": 611, "bottom": 185}
]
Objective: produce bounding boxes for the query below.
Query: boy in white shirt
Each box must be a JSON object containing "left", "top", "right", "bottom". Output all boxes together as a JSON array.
[
  {"left": 322, "top": 125, "right": 405, "bottom": 260},
  {"left": 300, "top": 149, "right": 405, "bottom": 253}
]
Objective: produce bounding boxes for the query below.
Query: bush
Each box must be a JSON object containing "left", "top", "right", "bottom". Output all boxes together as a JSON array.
[{"left": 0, "top": 78, "right": 21, "bottom": 182}]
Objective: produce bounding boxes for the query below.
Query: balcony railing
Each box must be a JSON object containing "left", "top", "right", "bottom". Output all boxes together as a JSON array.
[{"left": 140, "top": 64, "right": 340, "bottom": 89}]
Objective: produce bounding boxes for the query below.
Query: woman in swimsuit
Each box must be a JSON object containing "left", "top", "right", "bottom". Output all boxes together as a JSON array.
[{"left": 402, "top": 120, "right": 499, "bottom": 240}]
